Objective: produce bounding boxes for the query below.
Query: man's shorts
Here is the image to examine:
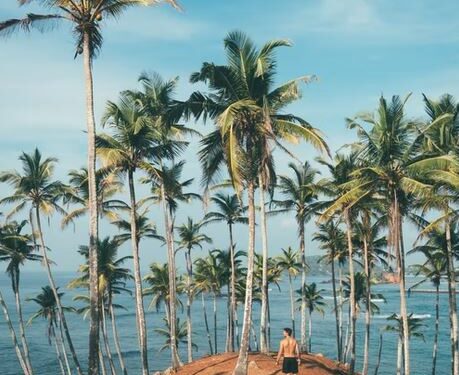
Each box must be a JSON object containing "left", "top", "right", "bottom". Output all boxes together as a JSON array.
[{"left": 282, "top": 357, "right": 299, "bottom": 374}]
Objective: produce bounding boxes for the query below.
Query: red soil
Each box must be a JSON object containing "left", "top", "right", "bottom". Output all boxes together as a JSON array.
[{"left": 167, "top": 352, "right": 350, "bottom": 375}]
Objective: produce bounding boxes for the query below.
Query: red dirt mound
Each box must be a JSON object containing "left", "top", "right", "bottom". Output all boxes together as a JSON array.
[{"left": 164, "top": 352, "right": 350, "bottom": 375}]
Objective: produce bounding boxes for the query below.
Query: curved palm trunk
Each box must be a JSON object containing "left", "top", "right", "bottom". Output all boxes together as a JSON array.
[
  {"left": 185, "top": 248, "right": 193, "bottom": 363},
  {"left": 51, "top": 322, "right": 66, "bottom": 375},
  {"left": 308, "top": 312, "right": 313, "bottom": 353},
  {"left": 235, "top": 304, "right": 241, "bottom": 350},
  {"left": 344, "top": 209, "right": 356, "bottom": 374},
  {"left": 128, "top": 169, "right": 149, "bottom": 375},
  {"left": 396, "top": 336, "right": 403, "bottom": 375},
  {"left": 12, "top": 270, "right": 33, "bottom": 374},
  {"left": 161, "top": 184, "right": 182, "bottom": 369},
  {"left": 330, "top": 251, "right": 341, "bottom": 361},
  {"left": 225, "top": 283, "right": 232, "bottom": 352},
  {"left": 229, "top": 223, "right": 236, "bottom": 352},
  {"left": 299, "top": 223, "right": 308, "bottom": 352},
  {"left": 362, "top": 217, "right": 371, "bottom": 375},
  {"left": 233, "top": 181, "right": 256, "bottom": 375},
  {"left": 250, "top": 318, "right": 259, "bottom": 352},
  {"left": 35, "top": 207, "right": 82, "bottom": 375},
  {"left": 213, "top": 292, "right": 218, "bottom": 353},
  {"left": 445, "top": 216, "right": 459, "bottom": 375},
  {"left": 394, "top": 196, "right": 410, "bottom": 375},
  {"left": 339, "top": 266, "right": 345, "bottom": 360},
  {"left": 259, "top": 179, "right": 269, "bottom": 354},
  {"left": 109, "top": 297, "right": 128, "bottom": 375},
  {"left": 57, "top": 313, "right": 71, "bottom": 375},
  {"left": 101, "top": 303, "right": 117, "bottom": 375},
  {"left": 82, "top": 30, "right": 100, "bottom": 375},
  {"left": 0, "top": 289, "right": 30, "bottom": 375},
  {"left": 201, "top": 292, "right": 213, "bottom": 354},
  {"left": 374, "top": 333, "right": 383, "bottom": 375},
  {"left": 99, "top": 343, "right": 107, "bottom": 375},
  {"left": 432, "top": 284, "right": 439, "bottom": 375},
  {"left": 288, "top": 274, "right": 296, "bottom": 337}
]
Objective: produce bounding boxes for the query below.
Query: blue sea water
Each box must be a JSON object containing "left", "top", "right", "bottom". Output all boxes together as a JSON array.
[{"left": 0, "top": 272, "right": 452, "bottom": 374}]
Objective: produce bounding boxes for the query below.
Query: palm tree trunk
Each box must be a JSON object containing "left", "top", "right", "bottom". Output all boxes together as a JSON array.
[
  {"left": 185, "top": 248, "right": 193, "bottom": 363},
  {"left": 250, "top": 318, "right": 259, "bottom": 352},
  {"left": 259, "top": 177, "right": 269, "bottom": 354},
  {"left": 362, "top": 217, "right": 371, "bottom": 375},
  {"left": 82, "top": 30, "right": 100, "bottom": 375},
  {"left": 233, "top": 181, "right": 256, "bottom": 375},
  {"left": 225, "top": 283, "right": 231, "bottom": 352},
  {"left": 432, "top": 284, "right": 439, "bottom": 375},
  {"left": 288, "top": 274, "right": 296, "bottom": 337},
  {"left": 213, "top": 292, "right": 218, "bottom": 354},
  {"left": 235, "top": 304, "right": 240, "bottom": 350},
  {"left": 0, "top": 289, "right": 30, "bottom": 375},
  {"left": 374, "top": 333, "right": 383, "bottom": 375},
  {"left": 267, "top": 289, "right": 272, "bottom": 351},
  {"left": 101, "top": 303, "right": 117, "bottom": 375},
  {"left": 201, "top": 292, "right": 213, "bottom": 354},
  {"left": 99, "top": 343, "right": 107, "bottom": 375},
  {"left": 299, "top": 222, "right": 308, "bottom": 352},
  {"left": 109, "top": 297, "right": 128, "bottom": 375},
  {"left": 308, "top": 312, "right": 312, "bottom": 353},
  {"left": 445, "top": 216, "right": 459, "bottom": 375},
  {"left": 228, "top": 223, "right": 236, "bottom": 352},
  {"left": 12, "top": 270, "right": 33, "bottom": 374},
  {"left": 396, "top": 336, "right": 403, "bottom": 375},
  {"left": 161, "top": 184, "right": 182, "bottom": 369},
  {"left": 57, "top": 313, "right": 71, "bottom": 375},
  {"left": 339, "top": 266, "right": 345, "bottom": 360},
  {"left": 330, "top": 251, "right": 341, "bottom": 361},
  {"left": 35, "top": 207, "right": 82, "bottom": 375},
  {"left": 344, "top": 209, "right": 356, "bottom": 374},
  {"left": 51, "top": 323, "right": 66, "bottom": 375},
  {"left": 395, "top": 196, "right": 410, "bottom": 375},
  {"left": 127, "top": 169, "right": 149, "bottom": 375}
]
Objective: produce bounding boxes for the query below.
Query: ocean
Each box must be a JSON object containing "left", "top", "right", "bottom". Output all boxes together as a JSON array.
[{"left": 0, "top": 272, "right": 451, "bottom": 374}]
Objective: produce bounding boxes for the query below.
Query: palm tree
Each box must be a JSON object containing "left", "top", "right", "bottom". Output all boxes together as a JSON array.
[
  {"left": 176, "top": 217, "right": 212, "bottom": 363},
  {"left": 203, "top": 193, "right": 247, "bottom": 351},
  {"left": 27, "top": 287, "right": 75, "bottom": 375},
  {"left": 384, "top": 314, "right": 426, "bottom": 375},
  {"left": 409, "top": 234, "right": 448, "bottom": 375},
  {"left": 0, "top": 149, "right": 81, "bottom": 374},
  {"left": 314, "top": 219, "right": 346, "bottom": 361},
  {"left": 155, "top": 317, "right": 198, "bottom": 353},
  {"left": 0, "top": 3, "right": 180, "bottom": 372},
  {"left": 182, "top": 31, "right": 329, "bottom": 371},
  {"left": 273, "top": 161, "right": 321, "bottom": 351},
  {"left": 194, "top": 251, "right": 225, "bottom": 354},
  {"left": 276, "top": 247, "right": 302, "bottom": 337},
  {"left": 0, "top": 220, "right": 42, "bottom": 373},
  {"left": 69, "top": 237, "right": 133, "bottom": 375},
  {"left": 296, "top": 282, "right": 326, "bottom": 352}
]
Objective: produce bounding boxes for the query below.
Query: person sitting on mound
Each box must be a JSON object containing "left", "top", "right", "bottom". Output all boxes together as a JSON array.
[{"left": 276, "top": 327, "right": 301, "bottom": 374}]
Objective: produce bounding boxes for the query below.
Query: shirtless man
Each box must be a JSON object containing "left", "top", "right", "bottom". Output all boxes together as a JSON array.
[{"left": 276, "top": 328, "right": 301, "bottom": 374}]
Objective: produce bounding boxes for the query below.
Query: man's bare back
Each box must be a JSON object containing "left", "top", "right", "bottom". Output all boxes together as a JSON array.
[{"left": 279, "top": 337, "right": 299, "bottom": 358}]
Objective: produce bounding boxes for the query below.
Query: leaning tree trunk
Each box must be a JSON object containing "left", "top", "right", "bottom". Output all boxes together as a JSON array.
[
  {"left": 339, "top": 265, "right": 345, "bottom": 360},
  {"left": 57, "top": 313, "right": 72, "bottom": 375},
  {"left": 12, "top": 270, "right": 33, "bottom": 374},
  {"left": 288, "top": 274, "right": 296, "bottom": 337},
  {"left": 233, "top": 181, "right": 256, "bottom": 375},
  {"left": 201, "top": 292, "right": 213, "bottom": 354},
  {"left": 109, "top": 296, "right": 128, "bottom": 375},
  {"left": 161, "top": 185, "right": 182, "bottom": 369},
  {"left": 299, "top": 222, "right": 308, "bottom": 352},
  {"left": 362, "top": 215, "right": 371, "bottom": 375},
  {"left": 101, "top": 302, "right": 117, "bottom": 375},
  {"left": 228, "top": 223, "right": 236, "bottom": 352},
  {"left": 35, "top": 207, "right": 82, "bottom": 375},
  {"left": 396, "top": 336, "right": 403, "bottom": 375},
  {"left": 432, "top": 283, "right": 440, "bottom": 375},
  {"left": 82, "top": 30, "right": 100, "bottom": 375},
  {"left": 308, "top": 311, "right": 313, "bottom": 352},
  {"left": 259, "top": 177, "right": 269, "bottom": 354},
  {"left": 185, "top": 247, "right": 193, "bottom": 363},
  {"left": 344, "top": 208, "right": 356, "bottom": 374},
  {"left": 213, "top": 291, "right": 218, "bottom": 354},
  {"left": 0, "top": 289, "right": 30, "bottom": 375},
  {"left": 374, "top": 333, "right": 383, "bottom": 375},
  {"left": 128, "top": 169, "right": 149, "bottom": 375},
  {"left": 445, "top": 216, "right": 459, "bottom": 375},
  {"left": 330, "top": 250, "right": 341, "bottom": 361},
  {"left": 51, "top": 323, "right": 66, "bottom": 375},
  {"left": 395, "top": 196, "right": 410, "bottom": 375}
]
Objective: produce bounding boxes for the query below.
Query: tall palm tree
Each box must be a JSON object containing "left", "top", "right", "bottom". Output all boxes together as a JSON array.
[
  {"left": 409, "top": 232, "right": 449, "bottom": 375},
  {"left": 0, "top": 3, "right": 180, "bottom": 372},
  {"left": 0, "top": 149, "right": 81, "bottom": 374},
  {"left": 314, "top": 219, "right": 346, "bottom": 361},
  {"left": 27, "top": 287, "right": 75, "bottom": 375},
  {"left": 0, "top": 220, "right": 42, "bottom": 373},
  {"left": 183, "top": 32, "right": 328, "bottom": 373},
  {"left": 194, "top": 251, "right": 225, "bottom": 354},
  {"left": 295, "top": 282, "right": 326, "bottom": 352},
  {"left": 176, "top": 217, "right": 212, "bottom": 363},
  {"left": 276, "top": 247, "right": 302, "bottom": 337},
  {"left": 203, "top": 193, "right": 247, "bottom": 352},
  {"left": 272, "top": 161, "right": 321, "bottom": 351}
]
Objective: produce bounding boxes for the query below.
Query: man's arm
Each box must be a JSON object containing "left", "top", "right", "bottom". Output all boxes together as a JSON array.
[{"left": 276, "top": 341, "right": 284, "bottom": 365}]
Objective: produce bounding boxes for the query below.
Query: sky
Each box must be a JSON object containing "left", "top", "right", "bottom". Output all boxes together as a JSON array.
[{"left": 0, "top": 0, "right": 459, "bottom": 272}]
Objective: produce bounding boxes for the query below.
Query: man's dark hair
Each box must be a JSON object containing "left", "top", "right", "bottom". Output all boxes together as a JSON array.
[{"left": 283, "top": 328, "right": 292, "bottom": 336}]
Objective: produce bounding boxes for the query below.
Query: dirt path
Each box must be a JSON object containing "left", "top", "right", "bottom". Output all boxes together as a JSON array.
[{"left": 163, "top": 352, "right": 350, "bottom": 375}]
